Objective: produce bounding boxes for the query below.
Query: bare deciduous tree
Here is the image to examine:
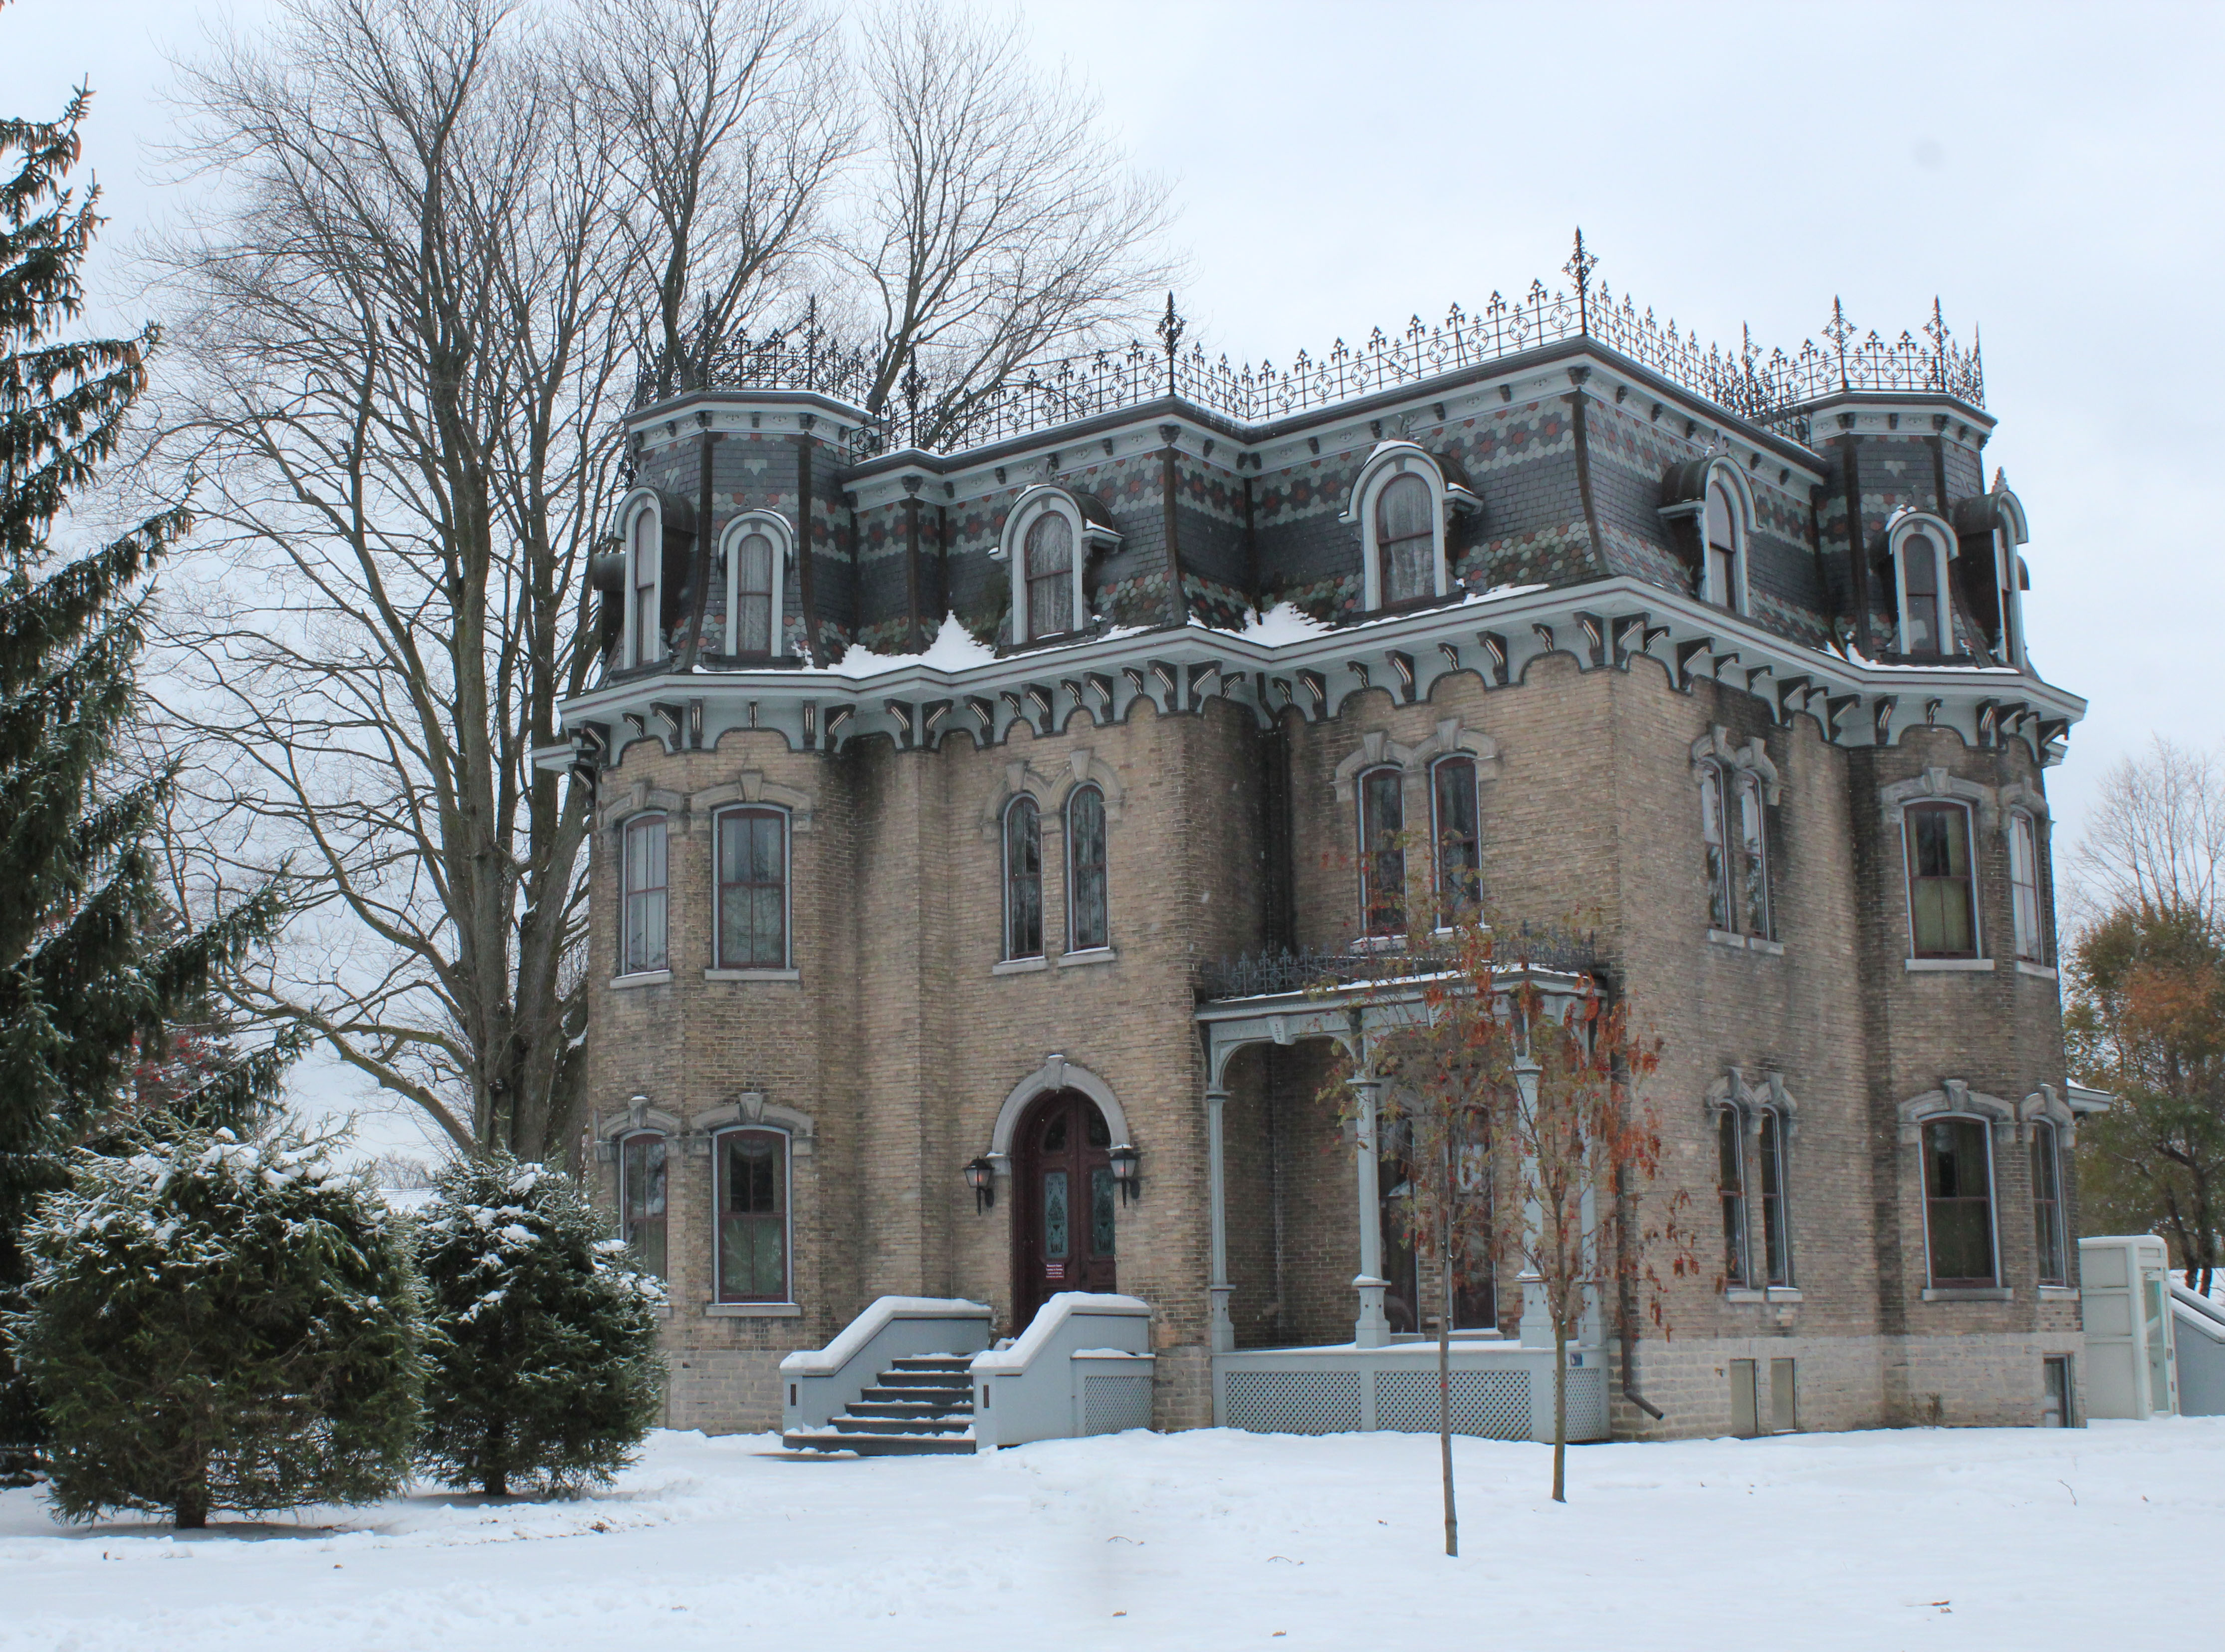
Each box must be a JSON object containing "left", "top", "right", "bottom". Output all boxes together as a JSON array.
[
  {"left": 589, "top": 0, "right": 852, "bottom": 391},
  {"left": 2071, "top": 737, "right": 2225, "bottom": 928},
  {"left": 837, "top": 0, "right": 1177, "bottom": 443},
  {"left": 147, "top": 0, "right": 1177, "bottom": 1160},
  {"left": 150, "top": 0, "right": 632, "bottom": 1156}
]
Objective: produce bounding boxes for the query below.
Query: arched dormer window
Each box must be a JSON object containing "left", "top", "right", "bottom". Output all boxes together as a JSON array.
[
  {"left": 1887, "top": 512, "right": 1959, "bottom": 657},
  {"left": 996, "top": 487, "right": 1119, "bottom": 645},
  {"left": 719, "top": 511, "right": 792, "bottom": 659},
  {"left": 1658, "top": 457, "right": 1754, "bottom": 614},
  {"left": 620, "top": 488, "right": 664, "bottom": 667},
  {"left": 1952, "top": 478, "right": 2030, "bottom": 668},
  {"left": 1342, "top": 442, "right": 1480, "bottom": 613}
]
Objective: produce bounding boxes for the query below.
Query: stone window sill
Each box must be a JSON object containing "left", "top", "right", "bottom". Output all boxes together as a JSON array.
[
  {"left": 1057, "top": 947, "right": 1118, "bottom": 969},
  {"left": 1921, "top": 1286, "right": 2012, "bottom": 1302},
  {"left": 1905, "top": 957, "right": 1995, "bottom": 973},
  {"left": 704, "top": 967, "right": 800, "bottom": 983},
  {"left": 611, "top": 969, "right": 672, "bottom": 990},
  {"left": 2039, "top": 1285, "right": 2080, "bottom": 1300},
  {"left": 705, "top": 1301, "right": 803, "bottom": 1318},
  {"left": 1707, "top": 930, "right": 1784, "bottom": 955},
  {"left": 2015, "top": 960, "right": 2059, "bottom": 980},
  {"left": 1725, "top": 1287, "right": 1801, "bottom": 1304},
  {"left": 992, "top": 956, "right": 1049, "bottom": 976}
]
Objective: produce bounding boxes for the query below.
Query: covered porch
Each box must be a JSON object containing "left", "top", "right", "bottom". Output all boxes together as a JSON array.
[{"left": 1195, "top": 943, "right": 1612, "bottom": 1441}]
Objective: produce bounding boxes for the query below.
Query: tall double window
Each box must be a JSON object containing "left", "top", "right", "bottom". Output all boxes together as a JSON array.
[
  {"left": 1358, "top": 766, "right": 1406, "bottom": 936},
  {"left": 1004, "top": 797, "right": 1043, "bottom": 959},
  {"left": 1719, "top": 1102, "right": 1793, "bottom": 1291},
  {"left": 1431, "top": 757, "right": 1482, "bottom": 925},
  {"left": 618, "top": 1133, "right": 667, "bottom": 1279},
  {"left": 1699, "top": 764, "right": 1770, "bottom": 937},
  {"left": 1067, "top": 784, "right": 1109, "bottom": 952},
  {"left": 716, "top": 1128, "right": 790, "bottom": 1303},
  {"left": 1718, "top": 1109, "right": 1750, "bottom": 1289},
  {"left": 2032, "top": 1121, "right": 2066, "bottom": 1287},
  {"left": 715, "top": 806, "right": 788, "bottom": 969},
  {"left": 1923, "top": 1116, "right": 1997, "bottom": 1287},
  {"left": 2009, "top": 810, "right": 2048, "bottom": 963},
  {"left": 1905, "top": 802, "right": 1979, "bottom": 959},
  {"left": 621, "top": 814, "right": 668, "bottom": 975}
]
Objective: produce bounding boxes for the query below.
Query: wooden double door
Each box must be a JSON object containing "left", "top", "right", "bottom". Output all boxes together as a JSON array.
[{"left": 1012, "top": 1089, "right": 1117, "bottom": 1328}]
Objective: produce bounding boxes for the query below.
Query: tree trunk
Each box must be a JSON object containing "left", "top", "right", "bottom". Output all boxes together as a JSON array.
[
  {"left": 1552, "top": 1319, "right": 1568, "bottom": 1504},
  {"left": 175, "top": 1462, "right": 210, "bottom": 1529},
  {"left": 1440, "top": 1172, "right": 1457, "bottom": 1558},
  {"left": 484, "top": 1419, "right": 507, "bottom": 1497}
]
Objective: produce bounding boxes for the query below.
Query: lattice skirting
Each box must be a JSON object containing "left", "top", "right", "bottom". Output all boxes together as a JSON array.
[
  {"left": 1082, "top": 1374, "right": 1155, "bottom": 1436},
  {"left": 1225, "top": 1370, "right": 1364, "bottom": 1435},
  {"left": 1219, "top": 1361, "right": 1607, "bottom": 1441}
]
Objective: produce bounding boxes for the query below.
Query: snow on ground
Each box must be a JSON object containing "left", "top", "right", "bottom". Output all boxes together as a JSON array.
[{"left": 2, "top": 1419, "right": 2219, "bottom": 1651}]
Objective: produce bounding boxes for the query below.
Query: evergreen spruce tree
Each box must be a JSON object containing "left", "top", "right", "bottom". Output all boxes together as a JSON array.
[
  {"left": 416, "top": 1152, "right": 665, "bottom": 1496},
  {"left": 0, "top": 93, "right": 293, "bottom": 1474},
  {"left": 3, "top": 1123, "right": 422, "bottom": 1527}
]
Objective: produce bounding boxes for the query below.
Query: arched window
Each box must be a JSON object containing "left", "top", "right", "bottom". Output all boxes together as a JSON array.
[
  {"left": 1024, "top": 511, "right": 1075, "bottom": 641},
  {"left": 1923, "top": 1116, "right": 1997, "bottom": 1287},
  {"left": 1905, "top": 801, "right": 1979, "bottom": 959},
  {"left": 621, "top": 814, "right": 668, "bottom": 975},
  {"left": 1003, "top": 796, "right": 1043, "bottom": 960},
  {"left": 1430, "top": 755, "right": 1481, "bottom": 925},
  {"left": 1757, "top": 1108, "right": 1790, "bottom": 1288},
  {"left": 1704, "top": 478, "right": 1742, "bottom": 611},
  {"left": 2009, "top": 810, "right": 2046, "bottom": 963},
  {"left": 715, "top": 806, "right": 788, "bottom": 969},
  {"left": 628, "top": 497, "right": 663, "bottom": 666},
  {"left": 1718, "top": 1108, "right": 1750, "bottom": 1289},
  {"left": 2031, "top": 1120, "right": 2066, "bottom": 1286},
  {"left": 732, "top": 531, "right": 775, "bottom": 655},
  {"left": 715, "top": 1128, "right": 790, "bottom": 1303},
  {"left": 1067, "top": 784, "right": 1109, "bottom": 952},
  {"left": 1700, "top": 766, "right": 1730, "bottom": 932},
  {"left": 1358, "top": 766, "right": 1405, "bottom": 936},
  {"left": 1735, "top": 772, "right": 1770, "bottom": 938},
  {"left": 1376, "top": 473, "right": 1435, "bottom": 607},
  {"left": 618, "top": 1132, "right": 667, "bottom": 1279}
]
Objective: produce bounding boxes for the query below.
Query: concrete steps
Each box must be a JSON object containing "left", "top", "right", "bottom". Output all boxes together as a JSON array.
[{"left": 782, "top": 1355, "right": 976, "bottom": 1456}]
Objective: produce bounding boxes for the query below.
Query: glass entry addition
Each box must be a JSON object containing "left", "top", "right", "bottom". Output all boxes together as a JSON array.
[{"left": 1012, "top": 1089, "right": 1117, "bottom": 1329}]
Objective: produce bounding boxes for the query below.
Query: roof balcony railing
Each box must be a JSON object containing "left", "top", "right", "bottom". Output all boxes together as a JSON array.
[
  {"left": 1194, "top": 922, "right": 1604, "bottom": 1004},
  {"left": 630, "top": 233, "right": 1982, "bottom": 458}
]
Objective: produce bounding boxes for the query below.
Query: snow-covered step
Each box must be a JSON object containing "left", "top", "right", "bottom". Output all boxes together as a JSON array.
[{"left": 782, "top": 1353, "right": 978, "bottom": 1456}]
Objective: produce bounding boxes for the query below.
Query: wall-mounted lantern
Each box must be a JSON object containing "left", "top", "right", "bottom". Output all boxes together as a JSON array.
[
  {"left": 1108, "top": 1143, "right": 1141, "bottom": 1205},
  {"left": 964, "top": 1156, "right": 997, "bottom": 1213}
]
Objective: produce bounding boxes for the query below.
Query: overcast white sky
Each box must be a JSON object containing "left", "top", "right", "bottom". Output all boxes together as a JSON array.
[{"left": 6, "top": 0, "right": 2221, "bottom": 1160}]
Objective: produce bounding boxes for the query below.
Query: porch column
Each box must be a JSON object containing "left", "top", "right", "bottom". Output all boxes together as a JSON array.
[
  {"left": 1206, "top": 1086, "right": 1234, "bottom": 1354},
  {"left": 1350, "top": 1075, "right": 1390, "bottom": 1349},
  {"left": 1514, "top": 1056, "right": 1553, "bottom": 1348}
]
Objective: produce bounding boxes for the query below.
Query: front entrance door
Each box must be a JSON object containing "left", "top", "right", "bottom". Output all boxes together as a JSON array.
[{"left": 1013, "top": 1089, "right": 1117, "bottom": 1328}]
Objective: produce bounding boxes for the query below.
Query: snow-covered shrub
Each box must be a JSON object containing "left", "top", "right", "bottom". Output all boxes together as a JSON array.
[
  {"left": 3, "top": 1125, "right": 422, "bottom": 1527},
  {"left": 416, "top": 1153, "right": 665, "bottom": 1496}
]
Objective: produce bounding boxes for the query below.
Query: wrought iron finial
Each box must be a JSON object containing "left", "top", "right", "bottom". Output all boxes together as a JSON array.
[
  {"left": 1822, "top": 297, "right": 1855, "bottom": 392},
  {"left": 1156, "top": 292, "right": 1186, "bottom": 397},
  {"left": 1564, "top": 228, "right": 1598, "bottom": 332}
]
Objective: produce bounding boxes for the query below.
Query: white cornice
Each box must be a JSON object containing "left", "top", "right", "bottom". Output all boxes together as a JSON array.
[{"left": 549, "top": 576, "right": 2084, "bottom": 771}]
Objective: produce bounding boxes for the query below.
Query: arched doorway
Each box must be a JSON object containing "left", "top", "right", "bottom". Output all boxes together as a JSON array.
[{"left": 1012, "top": 1088, "right": 1116, "bottom": 1328}]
